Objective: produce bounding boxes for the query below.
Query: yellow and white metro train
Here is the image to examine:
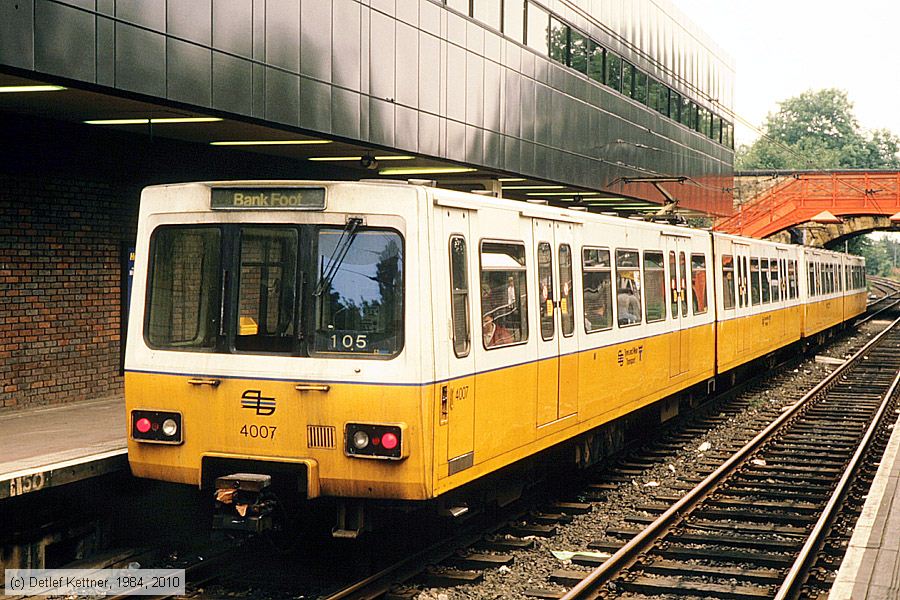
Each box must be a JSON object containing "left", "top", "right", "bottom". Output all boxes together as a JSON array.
[{"left": 125, "top": 181, "right": 866, "bottom": 534}]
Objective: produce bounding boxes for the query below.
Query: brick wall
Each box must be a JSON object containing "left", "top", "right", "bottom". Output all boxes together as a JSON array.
[{"left": 0, "top": 174, "right": 136, "bottom": 409}]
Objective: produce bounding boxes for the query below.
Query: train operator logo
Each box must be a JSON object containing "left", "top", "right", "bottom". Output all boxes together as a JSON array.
[{"left": 241, "top": 390, "right": 276, "bottom": 416}]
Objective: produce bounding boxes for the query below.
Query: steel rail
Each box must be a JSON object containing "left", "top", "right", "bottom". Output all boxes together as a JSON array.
[
  {"left": 560, "top": 314, "right": 900, "bottom": 600},
  {"left": 774, "top": 361, "right": 900, "bottom": 600},
  {"left": 857, "top": 291, "right": 900, "bottom": 325}
]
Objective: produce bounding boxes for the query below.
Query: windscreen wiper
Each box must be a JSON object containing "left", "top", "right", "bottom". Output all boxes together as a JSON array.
[{"left": 314, "top": 217, "right": 363, "bottom": 296}]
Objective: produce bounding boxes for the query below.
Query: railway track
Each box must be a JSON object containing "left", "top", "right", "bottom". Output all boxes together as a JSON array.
[
  {"left": 54, "top": 307, "right": 893, "bottom": 600},
  {"left": 309, "top": 319, "right": 891, "bottom": 600},
  {"left": 562, "top": 315, "right": 900, "bottom": 600}
]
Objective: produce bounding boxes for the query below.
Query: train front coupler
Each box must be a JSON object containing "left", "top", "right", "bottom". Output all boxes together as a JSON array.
[{"left": 212, "top": 473, "right": 278, "bottom": 533}]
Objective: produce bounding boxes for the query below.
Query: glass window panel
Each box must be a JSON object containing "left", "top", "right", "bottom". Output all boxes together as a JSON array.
[
  {"left": 605, "top": 52, "right": 622, "bottom": 92},
  {"left": 538, "top": 242, "right": 555, "bottom": 340},
  {"left": 616, "top": 249, "right": 642, "bottom": 326},
  {"left": 503, "top": 0, "right": 524, "bottom": 43},
  {"left": 622, "top": 61, "right": 634, "bottom": 98},
  {"left": 569, "top": 29, "right": 589, "bottom": 74},
  {"left": 583, "top": 248, "right": 612, "bottom": 332},
  {"left": 472, "top": 0, "right": 500, "bottom": 30},
  {"left": 670, "top": 91, "right": 681, "bottom": 122},
  {"left": 643, "top": 251, "right": 665, "bottom": 323},
  {"left": 712, "top": 116, "right": 722, "bottom": 143},
  {"left": 691, "top": 254, "right": 707, "bottom": 314},
  {"left": 680, "top": 97, "right": 693, "bottom": 128},
  {"left": 722, "top": 254, "right": 735, "bottom": 310},
  {"left": 559, "top": 245, "right": 575, "bottom": 337},
  {"left": 680, "top": 252, "right": 688, "bottom": 317},
  {"left": 480, "top": 242, "right": 528, "bottom": 348},
  {"left": 750, "top": 258, "right": 761, "bottom": 305},
  {"left": 587, "top": 40, "right": 604, "bottom": 83},
  {"left": 313, "top": 228, "right": 404, "bottom": 357},
  {"left": 633, "top": 69, "right": 648, "bottom": 104},
  {"left": 761, "top": 258, "right": 771, "bottom": 303},
  {"left": 669, "top": 252, "right": 678, "bottom": 317},
  {"left": 525, "top": 2, "right": 549, "bottom": 55},
  {"left": 649, "top": 79, "right": 667, "bottom": 115},
  {"left": 770, "top": 259, "right": 781, "bottom": 302},
  {"left": 235, "top": 227, "right": 298, "bottom": 353},
  {"left": 146, "top": 227, "right": 221, "bottom": 349},
  {"left": 549, "top": 17, "right": 569, "bottom": 65},
  {"left": 450, "top": 236, "right": 470, "bottom": 358}
]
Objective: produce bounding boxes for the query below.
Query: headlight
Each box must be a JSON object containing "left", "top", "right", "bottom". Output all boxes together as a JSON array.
[
  {"left": 352, "top": 430, "right": 370, "bottom": 449},
  {"left": 161, "top": 418, "right": 178, "bottom": 437}
]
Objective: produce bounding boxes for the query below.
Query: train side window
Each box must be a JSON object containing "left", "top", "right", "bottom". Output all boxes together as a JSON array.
[
  {"left": 668, "top": 252, "right": 678, "bottom": 317},
  {"left": 449, "top": 236, "right": 470, "bottom": 358},
  {"left": 679, "top": 252, "right": 688, "bottom": 316},
  {"left": 538, "top": 242, "right": 555, "bottom": 341},
  {"left": 736, "top": 256, "right": 745, "bottom": 308},
  {"left": 146, "top": 226, "right": 221, "bottom": 350},
  {"left": 480, "top": 241, "right": 528, "bottom": 349},
  {"left": 761, "top": 258, "right": 771, "bottom": 303},
  {"left": 770, "top": 259, "right": 781, "bottom": 302},
  {"left": 809, "top": 263, "right": 816, "bottom": 297},
  {"left": 691, "top": 254, "right": 708, "bottom": 314},
  {"left": 788, "top": 260, "right": 797, "bottom": 299},
  {"left": 643, "top": 251, "right": 665, "bottom": 323},
  {"left": 616, "top": 249, "right": 643, "bottom": 326},
  {"left": 721, "top": 254, "right": 735, "bottom": 310},
  {"left": 559, "top": 244, "right": 575, "bottom": 337},
  {"left": 750, "top": 258, "right": 761, "bottom": 305},
  {"left": 582, "top": 247, "right": 613, "bottom": 332}
]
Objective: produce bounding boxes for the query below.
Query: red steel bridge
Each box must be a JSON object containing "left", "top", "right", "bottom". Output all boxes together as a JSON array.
[{"left": 716, "top": 171, "right": 900, "bottom": 240}]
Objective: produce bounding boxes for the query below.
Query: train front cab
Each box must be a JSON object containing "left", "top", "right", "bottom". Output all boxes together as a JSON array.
[
  {"left": 712, "top": 234, "right": 802, "bottom": 374},
  {"left": 125, "top": 181, "right": 438, "bottom": 532}
]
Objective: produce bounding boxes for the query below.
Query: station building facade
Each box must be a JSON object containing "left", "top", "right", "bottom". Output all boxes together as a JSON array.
[{"left": 0, "top": 0, "right": 734, "bottom": 410}]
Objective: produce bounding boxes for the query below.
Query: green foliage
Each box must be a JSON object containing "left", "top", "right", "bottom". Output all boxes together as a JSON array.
[
  {"left": 737, "top": 89, "right": 900, "bottom": 171},
  {"left": 845, "top": 235, "right": 900, "bottom": 278}
]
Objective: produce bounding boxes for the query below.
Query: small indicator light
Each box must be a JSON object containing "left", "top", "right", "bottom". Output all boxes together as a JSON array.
[
  {"left": 372, "top": 437, "right": 381, "bottom": 446},
  {"left": 136, "top": 418, "right": 151, "bottom": 433}
]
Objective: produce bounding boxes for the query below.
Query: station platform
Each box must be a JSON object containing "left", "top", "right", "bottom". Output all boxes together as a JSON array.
[
  {"left": 0, "top": 397, "right": 127, "bottom": 500},
  {"left": 830, "top": 408, "right": 900, "bottom": 599}
]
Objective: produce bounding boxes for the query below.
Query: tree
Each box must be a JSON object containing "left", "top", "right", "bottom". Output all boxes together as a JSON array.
[{"left": 736, "top": 89, "right": 900, "bottom": 171}]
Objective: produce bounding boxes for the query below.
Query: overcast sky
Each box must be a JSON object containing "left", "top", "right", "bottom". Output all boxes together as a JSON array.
[{"left": 675, "top": 0, "right": 900, "bottom": 146}]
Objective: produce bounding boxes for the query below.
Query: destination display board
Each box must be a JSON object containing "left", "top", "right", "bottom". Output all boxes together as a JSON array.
[{"left": 211, "top": 187, "right": 326, "bottom": 209}]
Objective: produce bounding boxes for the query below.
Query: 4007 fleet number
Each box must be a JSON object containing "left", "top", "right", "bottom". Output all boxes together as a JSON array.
[{"left": 239, "top": 424, "right": 277, "bottom": 439}]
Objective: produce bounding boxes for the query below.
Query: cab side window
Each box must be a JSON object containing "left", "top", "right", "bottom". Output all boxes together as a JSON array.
[
  {"left": 449, "top": 236, "right": 470, "bottom": 358},
  {"left": 691, "top": 254, "right": 708, "bottom": 314}
]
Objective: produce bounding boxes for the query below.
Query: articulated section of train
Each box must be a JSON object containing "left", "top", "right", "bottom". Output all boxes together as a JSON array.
[{"left": 124, "top": 181, "right": 865, "bottom": 535}]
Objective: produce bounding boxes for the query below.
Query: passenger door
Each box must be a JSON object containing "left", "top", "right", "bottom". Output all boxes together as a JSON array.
[
  {"left": 533, "top": 219, "right": 578, "bottom": 426},
  {"left": 733, "top": 244, "right": 752, "bottom": 354},
  {"left": 666, "top": 236, "right": 690, "bottom": 378},
  {"left": 440, "top": 209, "right": 475, "bottom": 475}
]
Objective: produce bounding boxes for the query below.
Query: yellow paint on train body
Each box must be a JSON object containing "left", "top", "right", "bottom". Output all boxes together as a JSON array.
[
  {"left": 716, "top": 306, "right": 802, "bottom": 373},
  {"left": 128, "top": 324, "right": 716, "bottom": 501}
]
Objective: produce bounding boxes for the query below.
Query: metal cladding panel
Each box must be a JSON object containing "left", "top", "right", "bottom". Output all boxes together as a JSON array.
[
  {"left": 0, "top": 0, "right": 34, "bottom": 69},
  {"left": 212, "top": 52, "right": 252, "bottom": 116},
  {"left": 167, "top": 39, "right": 212, "bottom": 106},
  {"left": 396, "top": 21, "right": 419, "bottom": 108},
  {"left": 332, "top": 87, "right": 361, "bottom": 139},
  {"left": 332, "top": 0, "right": 361, "bottom": 91},
  {"left": 266, "top": 0, "right": 300, "bottom": 71},
  {"left": 300, "top": 78, "right": 331, "bottom": 134},
  {"left": 34, "top": 0, "right": 95, "bottom": 81},
  {"left": 4, "top": 0, "right": 733, "bottom": 214},
  {"left": 301, "top": 0, "right": 332, "bottom": 81},
  {"left": 167, "top": 0, "right": 211, "bottom": 44},
  {"left": 116, "top": 22, "right": 166, "bottom": 97},
  {"left": 266, "top": 68, "right": 299, "bottom": 126}
]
